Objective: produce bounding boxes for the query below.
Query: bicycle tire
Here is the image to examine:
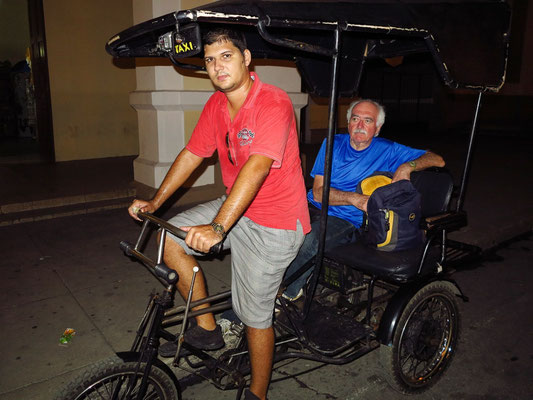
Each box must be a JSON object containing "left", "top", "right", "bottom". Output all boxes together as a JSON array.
[
  {"left": 379, "top": 281, "right": 461, "bottom": 394},
  {"left": 56, "top": 356, "right": 180, "bottom": 400}
]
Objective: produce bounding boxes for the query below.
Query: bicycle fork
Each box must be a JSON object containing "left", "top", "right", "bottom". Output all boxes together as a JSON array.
[{"left": 125, "top": 267, "right": 199, "bottom": 399}]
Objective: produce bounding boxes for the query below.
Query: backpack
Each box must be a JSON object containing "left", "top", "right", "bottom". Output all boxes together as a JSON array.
[{"left": 357, "top": 172, "right": 424, "bottom": 252}]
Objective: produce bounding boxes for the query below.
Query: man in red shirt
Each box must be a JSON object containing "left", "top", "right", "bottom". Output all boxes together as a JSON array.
[{"left": 129, "top": 28, "right": 310, "bottom": 400}]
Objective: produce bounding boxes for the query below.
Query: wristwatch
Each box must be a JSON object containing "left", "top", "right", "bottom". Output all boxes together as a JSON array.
[
  {"left": 210, "top": 222, "right": 226, "bottom": 237},
  {"left": 408, "top": 160, "right": 417, "bottom": 170}
]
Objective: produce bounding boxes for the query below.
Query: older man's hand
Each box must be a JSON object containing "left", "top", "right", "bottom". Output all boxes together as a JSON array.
[
  {"left": 392, "top": 163, "right": 413, "bottom": 183},
  {"left": 352, "top": 193, "right": 369, "bottom": 212}
]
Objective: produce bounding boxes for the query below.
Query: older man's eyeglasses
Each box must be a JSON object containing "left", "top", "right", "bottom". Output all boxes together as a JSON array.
[{"left": 225, "top": 132, "right": 234, "bottom": 165}]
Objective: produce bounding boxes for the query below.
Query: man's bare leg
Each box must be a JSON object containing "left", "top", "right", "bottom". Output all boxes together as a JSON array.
[
  {"left": 163, "top": 236, "right": 216, "bottom": 329},
  {"left": 247, "top": 326, "right": 274, "bottom": 400}
]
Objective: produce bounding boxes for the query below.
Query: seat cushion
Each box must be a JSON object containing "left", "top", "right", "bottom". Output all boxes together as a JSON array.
[{"left": 323, "top": 241, "right": 440, "bottom": 283}]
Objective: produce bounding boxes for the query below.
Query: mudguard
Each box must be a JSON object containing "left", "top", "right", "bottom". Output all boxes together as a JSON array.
[
  {"left": 116, "top": 351, "right": 181, "bottom": 397},
  {"left": 377, "top": 277, "right": 467, "bottom": 346}
]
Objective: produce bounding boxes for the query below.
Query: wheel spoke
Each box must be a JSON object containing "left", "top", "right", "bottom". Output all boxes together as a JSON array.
[
  {"left": 114, "top": 376, "right": 129, "bottom": 399},
  {"left": 145, "top": 387, "right": 160, "bottom": 400},
  {"left": 399, "top": 295, "right": 455, "bottom": 381},
  {"left": 94, "top": 382, "right": 108, "bottom": 400},
  {"left": 78, "top": 371, "right": 166, "bottom": 400}
]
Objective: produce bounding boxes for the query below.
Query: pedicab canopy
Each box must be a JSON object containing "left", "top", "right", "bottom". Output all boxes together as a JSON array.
[{"left": 106, "top": 0, "right": 511, "bottom": 96}]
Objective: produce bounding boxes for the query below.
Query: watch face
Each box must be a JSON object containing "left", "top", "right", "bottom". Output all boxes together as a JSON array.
[{"left": 211, "top": 222, "right": 225, "bottom": 235}]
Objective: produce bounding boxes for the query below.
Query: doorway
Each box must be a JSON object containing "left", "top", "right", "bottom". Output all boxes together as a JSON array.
[{"left": 0, "top": 0, "right": 54, "bottom": 163}]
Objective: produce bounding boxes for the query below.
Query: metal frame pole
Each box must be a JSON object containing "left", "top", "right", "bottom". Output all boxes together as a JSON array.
[
  {"left": 304, "top": 26, "right": 342, "bottom": 317},
  {"left": 456, "top": 91, "right": 483, "bottom": 212}
]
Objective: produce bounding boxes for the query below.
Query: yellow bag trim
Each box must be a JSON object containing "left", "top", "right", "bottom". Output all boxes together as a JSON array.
[
  {"left": 360, "top": 175, "right": 392, "bottom": 195},
  {"left": 377, "top": 210, "right": 395, "bottom": 248}
]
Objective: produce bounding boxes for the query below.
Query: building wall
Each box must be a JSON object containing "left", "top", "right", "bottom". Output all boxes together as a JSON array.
[{"left": 44, "top": 0, "right": 138, "bottom": 161}]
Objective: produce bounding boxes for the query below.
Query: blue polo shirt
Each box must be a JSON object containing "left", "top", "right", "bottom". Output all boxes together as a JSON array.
[{"left": 307, "top": 134, "right": 426, "bottom": 227}]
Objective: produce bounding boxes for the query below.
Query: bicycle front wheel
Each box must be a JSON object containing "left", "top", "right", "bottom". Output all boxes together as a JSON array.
[{"left": 57, "top": 356, "right": 180, "bottom": 400}]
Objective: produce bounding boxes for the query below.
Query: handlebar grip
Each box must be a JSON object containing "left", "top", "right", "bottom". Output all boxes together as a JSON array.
[
  {"left": 154, "top": 263, "right": 178, "bottom": 284},
  {"left": 120, "top": 240, "right": 133, "bottom": 256},
  {"left": 171, "top": 227, "right": 223, "bottom": 255},
  {"left": 209, "top": 241, "right": 224, "bottom": 255}
]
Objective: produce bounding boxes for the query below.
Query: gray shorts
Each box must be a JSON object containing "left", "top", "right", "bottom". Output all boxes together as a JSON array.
[{"left": 167, "top": 196, "right": 305, "bottom": 329}]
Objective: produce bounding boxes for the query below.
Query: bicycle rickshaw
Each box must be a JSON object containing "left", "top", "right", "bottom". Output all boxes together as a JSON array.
[{"left": 58, "top": 1, "right": 511, "bottom": 399}]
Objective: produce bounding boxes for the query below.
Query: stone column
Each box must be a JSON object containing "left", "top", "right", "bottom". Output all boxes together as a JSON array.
[
  {"left": 130, "top": 0, "right": 210, "bottom": 188},
  {"left": 130, "top": 0, "right": 308, "bottom": 189}
]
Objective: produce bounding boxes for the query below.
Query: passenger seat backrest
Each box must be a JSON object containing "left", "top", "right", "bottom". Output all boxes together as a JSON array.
[{"left": 410, "top": 170, "right": 453, "bottom": 218}]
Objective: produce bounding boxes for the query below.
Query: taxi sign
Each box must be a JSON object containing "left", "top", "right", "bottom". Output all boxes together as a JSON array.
[{"left": 173, "top": 23, "right": 201, "bottom": 58}]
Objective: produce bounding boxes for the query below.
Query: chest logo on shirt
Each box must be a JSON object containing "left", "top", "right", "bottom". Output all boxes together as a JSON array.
[{"left": 237, "top": 128, "right": 255, "bottom": 146}]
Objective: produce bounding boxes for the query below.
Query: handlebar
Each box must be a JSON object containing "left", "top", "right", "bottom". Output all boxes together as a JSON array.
[
  {"left": 119, "top": 211, "right": 224, "bottom": 287},
  {"left": 120, "top": 240, "right": 179, "bottom": 284},
  {"left": 137, "top": 211, "right": 224, "bottom": 255}
]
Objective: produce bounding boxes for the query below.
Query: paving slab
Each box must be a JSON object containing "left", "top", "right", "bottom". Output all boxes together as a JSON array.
[
  {"left": 0, "top": 294, "right": 114, "bottom": 394},
  {"left": 72, "top": 272, "right": 167, "bottom": 348},
  {"left": 0, "top": 261, "right": 70, "bottom": 309},
  {"left": 0, "top": 370, "right": 80, "bottom": 400},
  {"left": 0, "top": 222, "right": 44, "bottom": 264}
]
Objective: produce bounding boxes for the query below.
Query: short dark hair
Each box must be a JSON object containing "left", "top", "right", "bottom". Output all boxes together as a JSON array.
[{"left": 202, "top": 28, "right": 247, "bottom": 54}]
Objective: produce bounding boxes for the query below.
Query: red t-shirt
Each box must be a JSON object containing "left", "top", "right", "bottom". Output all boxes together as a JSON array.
[{"left": 186, "top": 72, "right": 310, "bottom": 233}]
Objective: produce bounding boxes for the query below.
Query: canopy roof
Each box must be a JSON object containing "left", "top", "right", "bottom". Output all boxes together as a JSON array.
[{"left": 106, "top": 0, "right": 511, "bottom": 96}]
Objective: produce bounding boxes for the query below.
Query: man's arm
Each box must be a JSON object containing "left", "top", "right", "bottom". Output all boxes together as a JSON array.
[
  {"left": 128, "top": 148, "right": 204, "bottom": 220},
  {"left": 312, "top": 175, "right": 369, "bottom": 212},
  {"left": 392, "top": 151, "right": 445, "bottom": 183},
  {"left": 183, "top": 154, "right": 274, "bottom": 253}
]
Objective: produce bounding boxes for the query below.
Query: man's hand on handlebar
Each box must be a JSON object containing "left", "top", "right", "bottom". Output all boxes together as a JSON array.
[
  {"left": 129, "top": 199, "right": 156, "bottom": 221},
  {"left": 181, "top": 224, "right": 224, "bottom": 254}
]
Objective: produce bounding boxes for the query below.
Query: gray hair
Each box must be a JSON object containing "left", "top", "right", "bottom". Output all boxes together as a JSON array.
[{"left": 346, "top": 99, "right": 386, "bottom": 135}]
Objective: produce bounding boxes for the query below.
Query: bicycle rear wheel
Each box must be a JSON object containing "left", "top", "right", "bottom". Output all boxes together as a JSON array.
[
  {"left": 56, "top": 356, "right": 180, "bottom": 400},
  {"left": 379, "top": 281, "right": 460, "bottom": 394}
]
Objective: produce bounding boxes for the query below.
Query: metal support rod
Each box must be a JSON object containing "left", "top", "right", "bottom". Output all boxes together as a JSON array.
[
  {"left": 256, "top": 17, "right": 334, "bottom": 57},
  {"left": 135, "top": 218, "right": 150, "bottom": 251},
  {"left": 173, "top": 266, "right": 199, "bottom": 365},
  {"left": 365, "top": 278, "right": 375, "bottom": 325},
  {"left": 304, "top": 26, "right": 342, "bottom": 318},
  {"left": 163, "top": 301, "right": 232, "bottom": 327},
  {"left": 456, "top": 92, "right": 483, "bottom": 212},
  {"left": 440, "top": 229, "right": 447, "bottom": 264},
  {"left": 157, "top": 229, "right": 166, "bottom": 265},
  {"left": 164, "top": 290, "right": 231, "bottom": 317}
]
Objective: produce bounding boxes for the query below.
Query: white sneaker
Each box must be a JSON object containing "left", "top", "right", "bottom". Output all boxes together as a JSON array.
[
  {"left": 216, "top": 318, "right": 244, "bottom": 348},
  {"left": 281, "top": 288, "right": 304, "bottom": 302},
  {"left": 275, "top": 288, "right": 304, "bottom": 313}
]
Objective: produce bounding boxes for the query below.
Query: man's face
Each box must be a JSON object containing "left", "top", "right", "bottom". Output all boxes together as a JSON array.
[
  {"left": 204, "top": 39, "right": 251, "bottom": 93},
  {"left": 348, "top": 101, "right": 382, "bottom": 150}
]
